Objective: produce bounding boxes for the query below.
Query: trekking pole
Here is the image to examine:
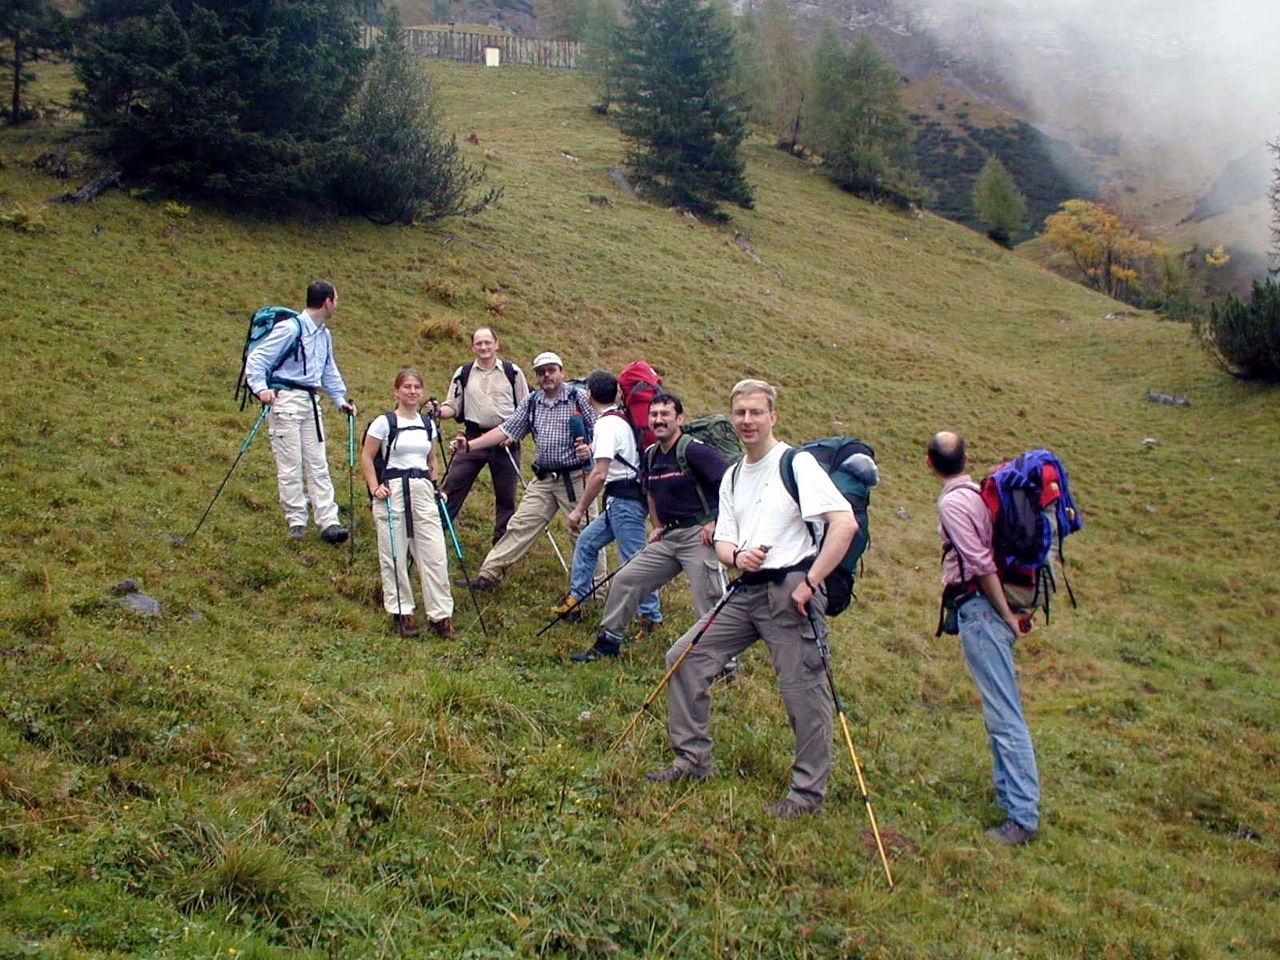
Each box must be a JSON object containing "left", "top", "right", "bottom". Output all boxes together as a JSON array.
[
  {"left": 535, "top": 534, "right": 636, "bottom": 637},
  {"left": 386, "top": 497, "right": 405, "bottom": 622},
  {"left": 504, "top": 445, "right": 569, "bottom": 574},
  {"left": 609, "top": 578, "right": 742, "bottom": 756},
  {"left": 347, "top": 411, "right": 356, "bottom": 566},
  {"left": 436, "top": 490, "right": 489, "bottom": 638},
  {"left": 426, "top": 399, "right": 452, "bottom": 476},
  {"left": 808, "top": 610, "right": 894, "bottom": 888},
  {"left": 181, "top": 404, "right": 270, "bottom": 544}
]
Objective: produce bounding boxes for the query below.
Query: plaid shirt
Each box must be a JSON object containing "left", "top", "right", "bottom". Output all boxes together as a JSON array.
[{"left": 500, "top": 387, "right": 598, "bottom": 471}]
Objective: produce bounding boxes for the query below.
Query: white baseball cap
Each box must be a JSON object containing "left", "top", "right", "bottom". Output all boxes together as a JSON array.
[{"left": 532, "top": 351, "right": 563, "bottom": 370}]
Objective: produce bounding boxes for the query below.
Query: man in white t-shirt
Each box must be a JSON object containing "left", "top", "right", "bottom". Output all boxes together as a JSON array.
[
  {"left": 556, "top": 370, "right": 662, "bottom": 628},
  {"left": 647, "top": 379, "right": 857, "bottom": 820}
]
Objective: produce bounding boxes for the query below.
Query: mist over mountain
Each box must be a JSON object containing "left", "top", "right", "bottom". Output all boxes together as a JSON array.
[{"left": 819, "top": 0, "right": 1278, "bottom": 254}]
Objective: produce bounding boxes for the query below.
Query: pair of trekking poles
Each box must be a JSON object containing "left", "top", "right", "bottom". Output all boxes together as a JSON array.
[
  {"left": 183, "top": 403, "right": 491, "bottom": 637},
  {"left": 608, "top": 577, "right": 896, "bottom": 888},
  {"left": 184, "top": 404, "right": 362, "bottom": 555}
]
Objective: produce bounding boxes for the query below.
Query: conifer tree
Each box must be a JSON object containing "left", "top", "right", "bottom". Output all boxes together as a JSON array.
[
  {"left": 2, "top": 0, "right": 68, "bottom": 124},
  {"left": 73, "top": 0, "right": 368, "bottom": 206},
  {"left": 803, "top": 26, "right": 918, "bottom": 202},
  {"left": 753, "top": 0, "right": 806, "bottom": 152},
  {"left": 972, "top": 156, "right": 1027, "bottom": 247},
  {"left": 580, "top": 0, "right": 621, "bottom": 113},
  {"left": 615, "top": 0, "right": 754, "bottom": 216},
  {"left": 335, "top": 9, "right": 496, "bottom": 224}
]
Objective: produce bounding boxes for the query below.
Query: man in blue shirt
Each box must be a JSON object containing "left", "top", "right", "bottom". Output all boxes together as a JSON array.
[{"left": 244, "top": 280, "right": 356, "bottom": 543}]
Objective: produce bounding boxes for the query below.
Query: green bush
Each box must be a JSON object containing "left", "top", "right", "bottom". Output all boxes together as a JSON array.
[{"left": 1197, "top": 277, "right": 1280, "bottom": 381}]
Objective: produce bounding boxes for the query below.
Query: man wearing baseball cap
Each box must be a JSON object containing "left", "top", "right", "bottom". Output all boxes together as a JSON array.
[{"left": 450, "top": 351, "right": 600, "bottom": 589}]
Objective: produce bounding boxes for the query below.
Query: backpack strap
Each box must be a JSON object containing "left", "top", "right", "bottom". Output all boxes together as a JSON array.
[
  {"left": 501, "top": 359, "right": 518, "bottom": 402},
  {"left": 779, "top": 447, "right": 822, "bottom": 548}
]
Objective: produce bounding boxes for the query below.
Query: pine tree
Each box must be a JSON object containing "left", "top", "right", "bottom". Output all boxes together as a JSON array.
[
  {"left": 73, "top": 0, "right": 368, "bottom": 206},
  {"left": 615, "top": 0, "right": 754, "bottom": 216},
  {"left": 803, "top": 26, "right": 919, "bottom": 203},
  {"left": 972, "top": 156, "right": 1027, "bottom": 247},
  {"left": 1269, "top": 138, "right": 1279, "bottom": 271},
  {"left": 580, "top": 0, "right": 622, "bottom": 113},
  {"left": 753, "top": 0, "right": 806, "bottom": 152},
  {"left": 2, "top": 0, "right": 68, "bottom": 124},
  {"left": 334, "top": 9, "right": 497, "bottom": 224}
]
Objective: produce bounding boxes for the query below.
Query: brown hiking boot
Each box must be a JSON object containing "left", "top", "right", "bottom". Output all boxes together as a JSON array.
[
  {"left": 645, "top": 762, "right": 713, "bottom": 783},
  {"left": 985, "top": 819, "right": 1037, "bottom": 845},
  {"left": 392, "top": 614, "right": 419, "bottom": 638},
  {"left": 764, "top": 797, "right": 822, "bottom": 820},
  {"left": 430, "top": 617, "right": 455, "bottom": 639}
]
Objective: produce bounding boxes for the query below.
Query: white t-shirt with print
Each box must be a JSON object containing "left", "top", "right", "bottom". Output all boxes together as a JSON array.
[{"left": 715, "top": 442, "right": 850, "bottom": 570}]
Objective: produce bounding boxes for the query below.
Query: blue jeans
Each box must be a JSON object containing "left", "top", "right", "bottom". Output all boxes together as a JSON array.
[
  {"left": 958, "top": 595, "right": 1040, "bottom": 831},
  {"left": 568, "top": 497, "right": 661, "bottom": 621}
]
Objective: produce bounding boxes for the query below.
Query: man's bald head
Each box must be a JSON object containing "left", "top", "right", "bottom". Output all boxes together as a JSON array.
[{"left": 927, "top": 431, "right": 967, "bottom": 477}]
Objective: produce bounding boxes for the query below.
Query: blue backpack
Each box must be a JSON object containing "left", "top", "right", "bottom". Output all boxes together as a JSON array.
[
  {"left": 235, "top": 306, "right": 303, "bottom": 410},
  {"left": 980, "top": 448, "right": 1082, "bottom": 618},
  {"left": 781, "top": 437, "right": 878, "bottom": 617}
]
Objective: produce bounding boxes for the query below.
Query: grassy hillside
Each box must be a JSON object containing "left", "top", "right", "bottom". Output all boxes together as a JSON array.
[{"left": 1, "top": 61, "right": 1277, "bottom": 959}]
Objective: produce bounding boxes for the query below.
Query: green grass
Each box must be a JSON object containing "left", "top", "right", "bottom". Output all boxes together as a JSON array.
[{"left": 1, "top": 61, "right": 1278, "bottom": 959}]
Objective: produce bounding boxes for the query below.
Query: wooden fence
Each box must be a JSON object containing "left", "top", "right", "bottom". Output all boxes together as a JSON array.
[{"left": 360, "top": 26, "right": 582, "bottom": 69}]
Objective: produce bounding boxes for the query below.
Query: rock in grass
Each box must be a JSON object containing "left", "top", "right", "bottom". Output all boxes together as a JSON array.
[{"left": 120, "top": 593, "right": 162, "bottom": 616}]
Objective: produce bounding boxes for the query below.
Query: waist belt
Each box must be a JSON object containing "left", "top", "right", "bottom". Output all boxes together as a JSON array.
[
  {"left": 737, "top": 559, "right": 813, "bottom": 587},
  {"left": 663, "top": 516, "right": 702, "bottom": 532},
  {"left": 464, "top": 421, "right": 511, "bottom": 440},
  {"left": 269, "top": 383, "right": 324, "bottom": 443},
  {"left": 382, "top": 470, "right": 434, "bottom": 538},
  {"left": 532, "top": 464, "right": 580, "bottom": 503},
  {"left": 604, "top": 478, "right": 643, "bottom": 501}
]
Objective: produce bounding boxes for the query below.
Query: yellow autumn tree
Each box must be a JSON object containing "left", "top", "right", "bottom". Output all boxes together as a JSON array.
[{"left": 1044, "top": 199, "right": 1160, "bottom": 301}]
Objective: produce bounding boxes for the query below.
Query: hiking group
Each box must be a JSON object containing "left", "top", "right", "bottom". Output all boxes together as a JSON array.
[{"left": 234, "top": 285, "right": 1081, "bottom": 846}]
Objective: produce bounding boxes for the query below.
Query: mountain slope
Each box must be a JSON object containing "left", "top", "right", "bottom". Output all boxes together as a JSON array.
[{"left": 1, "top": 61, "right": 1277, "bottom": 959}]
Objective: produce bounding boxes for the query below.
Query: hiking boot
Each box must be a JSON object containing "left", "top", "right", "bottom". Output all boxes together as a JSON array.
[
  {"left": 550, "top": 594, "right": 584, "bottom": 622},
  {"left": 429, "top": 617, "right": 455, "bottom": 639},
  {"left": 764, "top": 797, "right": 822, "bottom": 820},
  {"left": 457, "top": 574, "right": 497, "bottom": 590},
  {"left": 626, "top": 616, "right": 661, "bottom": 643},
  {"left": 985, "top": 819, "right": 1037, "bottom": 845},
  {"left": 711, "top": 657, "right": 740, "bottom": 685},
  {"left": 645, "top": 762, "right": 712, "bottom": 783},
  {"left": 392, "top": 614, "right": 419, "bottom": 638},
  {"left": 571, "top": 633, "right": 622, "bottom": 663},
  {"left": 320, "top": 524, "right": 349, "bottom": 544},
  {"left": 288, "top": 525, "right": 307, "bottom": 541}
]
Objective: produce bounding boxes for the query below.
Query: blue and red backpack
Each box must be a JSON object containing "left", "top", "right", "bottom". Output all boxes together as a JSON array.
[{"left": 980, "top": 448, "right": 1083, "bottom": 619}]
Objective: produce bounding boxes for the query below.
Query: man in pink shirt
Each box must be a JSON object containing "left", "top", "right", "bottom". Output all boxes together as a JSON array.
[{"left": 928, "top": 431, "right": 1040, "bottom": 845}]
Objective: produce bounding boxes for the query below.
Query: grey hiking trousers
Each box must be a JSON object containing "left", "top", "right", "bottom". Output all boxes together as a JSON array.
[{"left": 664, "top": 570, "right": 833, "bottom": 805}]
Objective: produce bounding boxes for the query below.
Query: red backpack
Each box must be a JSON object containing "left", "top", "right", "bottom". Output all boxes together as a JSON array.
[{"left": 617, "top": 361, "right": 662, "bottom": 449}]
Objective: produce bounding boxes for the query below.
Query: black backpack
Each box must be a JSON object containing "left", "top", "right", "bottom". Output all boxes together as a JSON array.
[
  {"left": 362, "top": 412, "right": 435, "bottom": 496},
  {"left": 450, "top": 359, "right": 519, "bottom": 421}
]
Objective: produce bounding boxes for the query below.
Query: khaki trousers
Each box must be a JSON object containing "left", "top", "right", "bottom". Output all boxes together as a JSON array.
[
  {"left": 373, "top": 478, "right": 453, "bottom": 621},
  {"left": 664, "top": 571, "right": 832, "bottom": 805},
  {"left": 267, "top": 389, "right": 339, "bottom": 530},
  {"left": 476, "top": 470, "right": 602, "bottom": 584}
]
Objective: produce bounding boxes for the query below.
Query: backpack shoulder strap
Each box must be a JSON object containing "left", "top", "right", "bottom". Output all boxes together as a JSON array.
[
  {"left": 501, "top": 359, "right": 518, "bottom": 399},
  {"left": 673, "top": 433, "right": 714, "bottom": 517},
  {"left": 779, "top": 447, "right": 800, "bottom": 507}
]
